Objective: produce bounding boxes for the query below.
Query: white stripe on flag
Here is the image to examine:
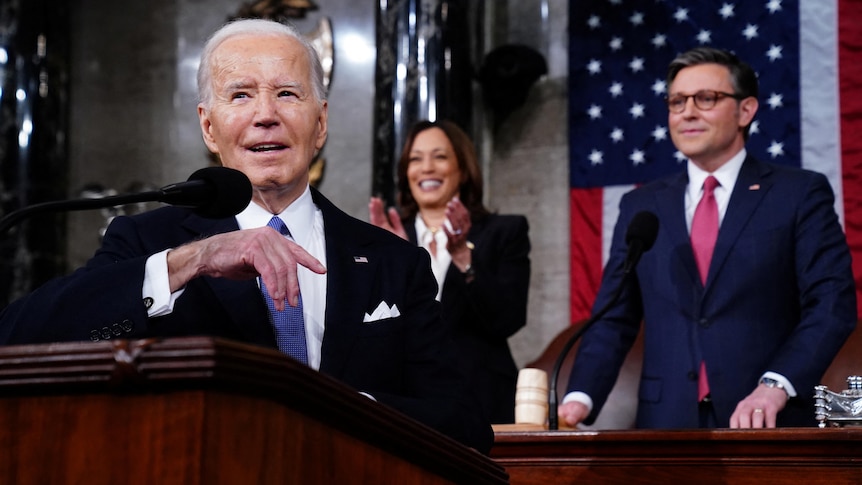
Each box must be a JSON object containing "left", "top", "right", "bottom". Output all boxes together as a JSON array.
[
  {"left": 800, "top": 0, "right": 844, "bottom": 225},
  {"left": 601, "top": 184, "right": 633, "bottom": 267}
]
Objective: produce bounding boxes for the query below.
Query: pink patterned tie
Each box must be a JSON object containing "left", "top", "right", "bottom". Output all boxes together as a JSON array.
[
  {"left": 691, "top": 176, "right": 719, "bottom": 285},
  {"left": 691, "top": 176, "right": 719, "bottom": 402}
]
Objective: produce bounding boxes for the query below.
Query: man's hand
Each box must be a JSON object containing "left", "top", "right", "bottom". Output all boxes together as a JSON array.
[
  {"left": 368, "top": 196, "right": 408, "bottom": 240},
  {"left": 166, "top": 226, "right": 326, "bottom": 311},
  {"left": 729, "top": 383, "right": 788, "bottom": 428},
  {"left": 558, "top": 401, "right": 590, "bottom": 428}
]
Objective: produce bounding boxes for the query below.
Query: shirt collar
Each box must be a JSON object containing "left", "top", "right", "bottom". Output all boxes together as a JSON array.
[
  {"left": 414, "top": 216, "right": 436, "bottom": 245},
  {"left": 235, "top": 185, "right": 315, "bottom": 246},
  {"left": 686, "top": 148, "right": 746, "bottom": 196},
  {"left": 415, "top": 216, "right": 429, "bottom": 236}
]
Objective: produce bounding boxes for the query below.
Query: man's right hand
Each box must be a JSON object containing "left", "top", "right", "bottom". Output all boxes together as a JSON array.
[
  {"left": 558, "top": 400, "right": 590, "bottom": 428},
  {"left": 166, "top": 226, "right": 326, "bottom": 311}
]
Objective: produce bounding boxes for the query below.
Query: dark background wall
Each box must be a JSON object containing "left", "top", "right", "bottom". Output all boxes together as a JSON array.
[{"left": 0, "top": 0, "right": 69, "bottom": 307}]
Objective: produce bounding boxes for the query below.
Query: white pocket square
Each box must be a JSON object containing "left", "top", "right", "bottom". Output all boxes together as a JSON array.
[{"left": 363, "top": 301, "right": 400, "bottom": 322}]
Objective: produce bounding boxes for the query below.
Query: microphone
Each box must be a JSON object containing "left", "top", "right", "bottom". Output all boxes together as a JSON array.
[
  {"left": 0, "top": 166, "right": 252, "bottom": 234},
  {"left": 156, "top": 166, "right": 253, "bottom": 218},
  {"left": 547, "top": 211, "right": 659, "bottom": 430},
  {"left": 623, "top": 211, "right": 659, "bottom": 273}
]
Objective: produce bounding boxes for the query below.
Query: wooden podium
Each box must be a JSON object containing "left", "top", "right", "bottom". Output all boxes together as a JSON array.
[
  {"left": 0, "top": 337, "right": 508, "bottom": 484},
  {"left": 492, "top": 426, "right": 862, "bottom": 484}
]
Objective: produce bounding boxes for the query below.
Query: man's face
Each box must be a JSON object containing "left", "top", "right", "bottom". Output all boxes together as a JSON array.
[
  {"left": 198, "top": 34, "right": 328, "bottom": 204},
  {"left": 668, "top": 63, "right": 757, "bottom": 171}
]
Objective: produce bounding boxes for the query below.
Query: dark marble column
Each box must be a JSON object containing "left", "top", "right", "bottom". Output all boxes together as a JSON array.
[
  {"left": 0, "top": 0, "right": 69, "bottom": 307},
  {"left": 372, "top": 0, "right": 477, "bottom": 206}
]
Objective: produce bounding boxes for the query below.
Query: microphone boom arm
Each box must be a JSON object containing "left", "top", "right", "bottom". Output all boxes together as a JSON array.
[
  {"left": 548, "top": 210, "right": 657, "bottom": 430},
  {"left": 547, "top": 262, "right": 635, "bottom": 430},
  {"left": 0, "top": 191, "right": 163, "bottom": 235},
  {"left": 0, "top": 166, "right": 253, "bottom": 235}
]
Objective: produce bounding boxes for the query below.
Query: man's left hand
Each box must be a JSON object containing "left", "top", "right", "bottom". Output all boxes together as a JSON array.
[{"left": 729, "top": 384, "right": 788, "bottom": 428}]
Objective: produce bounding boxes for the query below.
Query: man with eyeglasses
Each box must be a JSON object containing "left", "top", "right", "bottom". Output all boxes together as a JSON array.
[{"left": 558, "top": 47, "right": 856, "bottom": 429}]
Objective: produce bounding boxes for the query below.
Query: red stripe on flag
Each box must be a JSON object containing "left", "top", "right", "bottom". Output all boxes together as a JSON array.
[
  {"left": 570, "top": 188, "right": 603, "bottom": 323},
  {"left": 839, "top": 0, "right": 862, "bottom": 317}
]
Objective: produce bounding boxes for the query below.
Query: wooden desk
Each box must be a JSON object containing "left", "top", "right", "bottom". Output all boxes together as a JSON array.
[{"left": 492, "top": 427, "right": 862, "bottom": 484}]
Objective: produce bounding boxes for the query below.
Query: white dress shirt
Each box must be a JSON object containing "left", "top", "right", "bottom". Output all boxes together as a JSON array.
[
  {"left": 414, "top": 216, "right": 453, "bottom": 301},
  {"left": 684, "top": 149, "right": 745, "bottom": 232},
  {"left": 142, "top": 185, "right": 328, "bottom": 370}
]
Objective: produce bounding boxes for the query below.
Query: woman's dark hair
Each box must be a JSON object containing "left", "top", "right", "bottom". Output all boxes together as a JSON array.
[{"left": 396, "top": 120, "right": 490, "bottom": 221}]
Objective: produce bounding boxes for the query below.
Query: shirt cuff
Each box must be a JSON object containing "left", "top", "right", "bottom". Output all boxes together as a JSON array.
[
  {"left": 561, "top": 391, "right": 594, "bottom": 413},
  {"left": 143, "top": 249, "right": 185, "bottom": 317},
  {"left": 761, "top": 371, "right": 798, "bottom": 398}
]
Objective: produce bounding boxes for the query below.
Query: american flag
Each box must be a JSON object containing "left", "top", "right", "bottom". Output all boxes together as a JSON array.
[{"left": 568, "top": 0, "right": 862, "bottom": 321}]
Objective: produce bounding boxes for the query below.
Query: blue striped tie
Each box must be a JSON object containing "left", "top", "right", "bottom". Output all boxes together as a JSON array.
[{"left": 260, "top": 216, "right": 308, "bottom": 364}]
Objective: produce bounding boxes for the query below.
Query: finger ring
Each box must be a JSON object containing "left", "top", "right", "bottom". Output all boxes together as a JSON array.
[
  {"left": 753, "top": 408, "right": 764, "bottom": 414},
  {"left": 453, "top": 229, "right": 462, "bottom": 235}
]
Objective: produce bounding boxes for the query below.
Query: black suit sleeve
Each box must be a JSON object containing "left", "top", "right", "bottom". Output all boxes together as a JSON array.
[
  {"left": 0, "top": 215, "right": 159, "bottom": 344},
  {"left": 446, "top": 215, "right": 531, "bottom": 340}
]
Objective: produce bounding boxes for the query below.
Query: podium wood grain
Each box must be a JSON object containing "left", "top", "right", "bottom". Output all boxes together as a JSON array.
[
  {"left": 492, "top": 428, "right": 862, "bottom": 484},
  {"left": 0, "top": 337, "right": 508, "bottom": 485}
]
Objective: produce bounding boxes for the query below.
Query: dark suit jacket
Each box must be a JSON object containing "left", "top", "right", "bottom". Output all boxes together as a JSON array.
[
  {"left": 0, "top": 189, "right": 493, "bottom": 452},
  {"left": 406, "top": 213, "right": 530, "bottom": 424},
  {"left": 566, "top": 156, "right": 857, "bottom": 428}
]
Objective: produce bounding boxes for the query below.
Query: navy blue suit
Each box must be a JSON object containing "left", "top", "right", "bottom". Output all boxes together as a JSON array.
[
  {"left": 406, "top": 214, "right": 530, "bottom": 424},
  {"left": 0, "top": 188, "right": 493, "bottom": 452},
  {"left": 566, "top": 156, "right": 857, "bottom": 428}
]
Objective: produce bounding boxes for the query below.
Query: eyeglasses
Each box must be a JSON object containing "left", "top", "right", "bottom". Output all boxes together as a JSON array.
[{"left": 665, "top": 90, "right": 745, "bottom": 113}]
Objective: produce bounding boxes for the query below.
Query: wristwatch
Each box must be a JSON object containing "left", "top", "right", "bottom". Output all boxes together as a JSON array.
[
  {"left": 461, "top": 241, "right": 476, "bottom": 280},
  {"left": 760, "top": 377, "right": 788, "bottom": 395}
]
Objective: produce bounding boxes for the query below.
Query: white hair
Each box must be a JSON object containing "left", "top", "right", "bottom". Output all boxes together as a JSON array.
[{"left": 197, "top": 19, "right": 326, "bottom": 109}]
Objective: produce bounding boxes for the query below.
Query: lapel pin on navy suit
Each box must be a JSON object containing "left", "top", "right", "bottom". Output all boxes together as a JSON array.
[
  {"left": 353, "top": 256, "right": 368, "bottom": 263},
  {"left": 749, "top": 184, "right": 761, "bottom": 190}
]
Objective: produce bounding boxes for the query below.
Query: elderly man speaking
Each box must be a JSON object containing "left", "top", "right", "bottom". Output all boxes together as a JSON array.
[{"left": 0, "top": 19, "right": 493, "bottom": 453}]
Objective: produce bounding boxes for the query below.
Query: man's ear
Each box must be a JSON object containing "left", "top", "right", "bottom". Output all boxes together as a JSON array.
[
  {"left": 315, "top": 100, "right": 329, "bottom": 151},
  {"left": 198, "top": 104, "right": 219, "bottom": 154},
  {"left": 738, "top": 96, "right": 758, "bottom": 129}
]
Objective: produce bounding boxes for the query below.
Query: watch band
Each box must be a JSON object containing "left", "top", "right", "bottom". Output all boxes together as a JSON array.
[
  {"left": 760, "top": 377, "right": 788, "bottom": 395},
  {"left": 462, "top": 264, "right": 475, "bottom": 278},
  {"left": 461, "top": 241, "right": 476, "bottom": 281}
]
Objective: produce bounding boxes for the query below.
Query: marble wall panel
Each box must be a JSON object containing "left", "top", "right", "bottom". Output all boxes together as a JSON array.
[{"left": 484, "top": 0, "right": 571, "bottom": 367}]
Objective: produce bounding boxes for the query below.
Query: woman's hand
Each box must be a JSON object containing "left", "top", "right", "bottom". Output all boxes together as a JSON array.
[
  {"left": 368, "top": 196, "right": 408, "bottom": 240},
  {"left": 444, "top": 197, "right": 473, "bottom": 271}
]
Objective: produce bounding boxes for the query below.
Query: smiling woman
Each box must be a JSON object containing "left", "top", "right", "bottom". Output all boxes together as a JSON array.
[{"left": 368, "top": 119, "right": 532, "bottom": 424}]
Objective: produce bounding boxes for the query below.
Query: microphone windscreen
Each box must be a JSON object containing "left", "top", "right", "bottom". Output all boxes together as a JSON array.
[
  {"left": 625, "top": 211, "right": 659, "bottom": 251},
  {"left": 187, "top": 166, "right": 253, "bottom": 218}
]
